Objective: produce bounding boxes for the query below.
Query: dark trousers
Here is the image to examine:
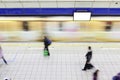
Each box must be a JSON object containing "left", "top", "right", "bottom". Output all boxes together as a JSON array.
[
  {"left": 2, "top": 57, "right": 7, "bottom": 64},
  {"left": 83, "top": 58, "right": 92, "bottom": 70},
  {"left": 83, "top": 61, "right": 88, "bottom": 70},
  {"left": 44, "top": 45, "right": 50, "bottom": 56}
]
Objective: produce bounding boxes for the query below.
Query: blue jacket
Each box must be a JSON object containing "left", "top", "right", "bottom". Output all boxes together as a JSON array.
[{"left": 113, "top": 75, "right": 120, "bottom": 80}]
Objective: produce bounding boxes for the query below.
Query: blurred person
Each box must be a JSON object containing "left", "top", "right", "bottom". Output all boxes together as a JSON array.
[
  {"left": 85, "top": 46, "right": 92, "bottom": 63},
  {"left": 82, "top": 61, "right": 94, "bottom": 71},
  {"left": 4, "top": 77, "right": 11, "bottom": 80},
  {"left": 105, "top": 21, "right": 112, "bottom": 31},
  {"left": 117, "top": 73, "right": 120, "bottom": 76},
  {"left": 112, "top": 73, "right": 120, "bottom": 80},
  {"left": 82, "top": 46, "right": 93, "bottom": 71},
  {"left": 59, "top": 22, "right": 63, "bottom": 31},
  {"left": 85, "top": 46, "right": 92, "bottom": 62},
  {"left": 44, "top": 36, "right": 52, "bottom": 56},
  {"left": 23, "top": 21, "right": 29, "bottom": 31},
  {"left": 0, "top": 46, "right": 8, "bottom": 65},
  {"left": 93, "top": 69, "right": 99, "bottom": 80}
]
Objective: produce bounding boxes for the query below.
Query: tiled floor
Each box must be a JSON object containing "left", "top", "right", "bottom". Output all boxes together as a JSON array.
[{"left": 0, "top": 43, "right": 120, "bottom": 80}]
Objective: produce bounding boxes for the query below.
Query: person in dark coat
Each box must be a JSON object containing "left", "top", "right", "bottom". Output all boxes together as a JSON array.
[
  {"left": 93, "top": 69, "right": 99, "bottom": 80},
  {"left": 44, "top": 36, "right": 51, "bottom": 56},
  {"left": 82, "top": 61, "right": 94, "bottom": 71},
  {"left": 4, "top": 77, "right": 11, "bottom": 80},
  {"left": 0, "top": 46, "right": 8, "bottom": 65},
  {"left": 86, "top": 46, "right": 92, "bottom": 63},
  {"left": 112, "top": 73, "right": 120, "bottom": 80},
  {"left": 82, "top": 46, "right": 93, "bottom": 71}
]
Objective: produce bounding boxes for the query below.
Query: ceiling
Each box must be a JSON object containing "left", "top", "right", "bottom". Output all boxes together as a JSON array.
[{"left": 0, "top": 0, "right": 120, "bottom": 8}]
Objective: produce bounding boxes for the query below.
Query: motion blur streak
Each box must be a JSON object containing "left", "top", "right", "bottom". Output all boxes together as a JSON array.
[{"left": 0, "top": 17, "right": 120, "bottom": 42}]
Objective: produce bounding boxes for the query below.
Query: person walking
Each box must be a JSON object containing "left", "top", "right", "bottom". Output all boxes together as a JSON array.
[
  {"left": 0, "top": 46, "right": 8, "bottom": 65},
  {"left": 85, "top": 46, "right": 92, "bottom": 63},
  {"left": 93, "top": 69, "right": 99, "bottom": 80},
  {"left": 82, "top": 46, "right": 93, "bottom": 71},
  {"left": 112, "top": 72, "right": 120, "bottom": 80},
  {"left": 44, "top": 36, "right": 52, "bottom": 56},
  {"left": 4, "top": 77, "right": 11, "bottom": 80}
]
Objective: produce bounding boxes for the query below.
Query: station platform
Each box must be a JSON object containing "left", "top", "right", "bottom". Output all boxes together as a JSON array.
[{"left": 0, "top": 42, "right": 120, "bottom": 80}]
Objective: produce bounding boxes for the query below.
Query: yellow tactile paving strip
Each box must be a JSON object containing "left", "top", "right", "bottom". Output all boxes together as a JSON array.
[{"left": 0, "top": 42, "right": 120, "bottom": 48}]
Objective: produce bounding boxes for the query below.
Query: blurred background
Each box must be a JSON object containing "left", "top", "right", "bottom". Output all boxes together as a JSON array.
[{"left": 0, "top": 17, "right": 120, "bottom": 42}]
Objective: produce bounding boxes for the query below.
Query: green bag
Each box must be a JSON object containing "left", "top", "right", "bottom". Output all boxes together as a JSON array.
[{"left": 44, "top": 49, "right": 48, "bottom": 56}]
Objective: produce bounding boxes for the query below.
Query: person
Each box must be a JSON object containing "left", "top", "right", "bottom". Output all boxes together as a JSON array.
[
  {"left": 82, "top": 46, "right": 93, "bottom": 71},
  {"left": 117, "top": 73, "right": 120, "bottom": 76},
  {"left": 82, "top": 61, "right": 94, "bottom": 71},
  {"left": 105, "top": 21, "right": 112, "bottom": 31},
  {"left": 112, "top": 73, "right": 120, "bottom": 80},
  {"left": 4, "top": 77, "right": 11, "bottom": 80},
  {"left": 0, "top": 46, "right": 8, "bottom": 65},
  {"left": 93, "top": 69, "right": 99, "bottom": 80},
  {"left": 44, "top": 36, "right": 52, "bottom": 56},
  {"left": 85, "top": 46, "right": 92, "bottom": 63}
]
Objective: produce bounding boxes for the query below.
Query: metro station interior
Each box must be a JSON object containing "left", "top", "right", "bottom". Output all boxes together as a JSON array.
[{"left": 0, "top": 0, "right": 120, "bottom": 80}]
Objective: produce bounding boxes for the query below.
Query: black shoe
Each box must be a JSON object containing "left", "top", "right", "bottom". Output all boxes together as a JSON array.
[
  {"left": 48, "top": 53, "right": 50, "bottom": 56},
  {"left": 82, "top": 69, "right": 86, "bottom": 71}
]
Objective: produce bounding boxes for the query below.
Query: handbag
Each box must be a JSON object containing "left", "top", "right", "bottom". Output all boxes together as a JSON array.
[{"left": 44, "top": 49, "right": 48, "bottom": 56}]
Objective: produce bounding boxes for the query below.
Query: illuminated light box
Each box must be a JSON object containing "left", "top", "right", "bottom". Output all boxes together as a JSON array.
[{"left": 73, "top": 12, "right": 91, "bottom": 21}]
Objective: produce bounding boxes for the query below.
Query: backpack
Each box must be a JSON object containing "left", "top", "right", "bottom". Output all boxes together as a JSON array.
[{"left": 46, "top": 38, "right": 52, "bottom": 45}]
